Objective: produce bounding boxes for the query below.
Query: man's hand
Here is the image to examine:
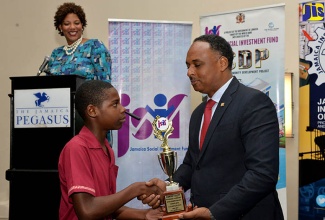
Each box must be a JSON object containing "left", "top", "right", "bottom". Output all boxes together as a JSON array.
[
  {"left": 138, "top": 178, "right": 167, "bottom": 209},
  {"left": 179, "top": 207, "right": 211, "bottom": 220},
  {"left": 146, "top": 178, "right": 167, "bottom": 191}
]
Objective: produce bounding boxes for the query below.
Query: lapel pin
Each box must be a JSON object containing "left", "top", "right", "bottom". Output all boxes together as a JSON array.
[{"left": 220, "top": 103, "right": 225, "bottom": 107}]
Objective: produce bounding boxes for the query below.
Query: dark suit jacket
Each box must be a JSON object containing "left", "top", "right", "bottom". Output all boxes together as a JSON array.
[{"left": 173, "top": 77, "right": 284, "bottom": 220}]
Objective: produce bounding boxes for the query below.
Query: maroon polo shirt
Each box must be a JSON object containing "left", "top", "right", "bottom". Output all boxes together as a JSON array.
[{"left": 58, "top": 126, "right": 118, "bottom": 220}]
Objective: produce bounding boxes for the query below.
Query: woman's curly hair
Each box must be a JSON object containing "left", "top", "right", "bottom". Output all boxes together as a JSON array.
[{"left": 54, "top": 2, "right": 87, "bottom": 36}]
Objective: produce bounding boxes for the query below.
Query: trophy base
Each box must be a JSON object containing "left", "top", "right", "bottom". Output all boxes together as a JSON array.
[{"left": 159, "top": 186, "right": 188, "bottom": 220}]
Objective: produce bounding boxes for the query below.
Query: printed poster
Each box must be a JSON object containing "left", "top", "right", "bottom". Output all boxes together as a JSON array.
[
  {"left": 299, "top": 1, "right": 325, "bottom": 219},
  {"left": 108, "top": 19, "right": 193, "bottom": 208},
  {"left": 200, "top": 3, "right": 287, "bottom": 217}
]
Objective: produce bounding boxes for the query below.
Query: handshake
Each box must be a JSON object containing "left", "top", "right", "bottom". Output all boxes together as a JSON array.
[{"left": 137, "top": 178, "right": 212, "bottom": 220}]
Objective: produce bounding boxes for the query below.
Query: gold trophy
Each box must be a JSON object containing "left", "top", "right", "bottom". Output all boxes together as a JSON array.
[{"left": 152, "top": 115, "right": 187, "bottom": 220}]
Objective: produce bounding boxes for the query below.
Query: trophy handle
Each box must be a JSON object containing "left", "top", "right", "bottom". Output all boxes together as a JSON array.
[
  {"left": 174, "top": 151, "right": 178, "bottom": 171},
  {"left": 158, "top": 151, "right": 177, "bottom": 184},
  {"left": 158, "top": 154, "right": 167, "bottom": 176}
]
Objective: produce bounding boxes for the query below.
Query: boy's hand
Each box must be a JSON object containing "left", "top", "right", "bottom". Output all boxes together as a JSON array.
[
  {"left": 145, "top": 207, "right": 164, "bottom": 220},
  {"left": 138, "top": 178, "right": 167, "bottom": 209}
]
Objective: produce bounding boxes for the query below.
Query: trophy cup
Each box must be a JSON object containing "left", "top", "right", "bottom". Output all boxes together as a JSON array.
[{"left": 152, "top": 115, "right": 187, "bottom": 220}]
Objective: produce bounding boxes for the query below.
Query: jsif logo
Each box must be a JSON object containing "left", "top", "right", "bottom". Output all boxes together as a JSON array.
[
  {"left": 204, "top": 25, "right": 221, "bottom": 35},
  {"left": 302, "top": 2, "right": 324, "bottom": 21},
  {"left": 157, "top": 118, "right": 168, "bottom": 130}
]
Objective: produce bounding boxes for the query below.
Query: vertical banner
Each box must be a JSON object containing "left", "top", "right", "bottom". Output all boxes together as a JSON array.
[
  {"left": 108, "top": 19, "right": 192, "bottom": 208},
  {"left": 200, "top": 3, "right": 286, "bottom": 216},
  {"left": 299, "top": 1, "right": 325, "bottom": 219}
]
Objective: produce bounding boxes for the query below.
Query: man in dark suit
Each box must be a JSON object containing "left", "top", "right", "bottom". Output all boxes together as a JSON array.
[{"left": 142, "top": 34, "right": 284, "bottom": 220}]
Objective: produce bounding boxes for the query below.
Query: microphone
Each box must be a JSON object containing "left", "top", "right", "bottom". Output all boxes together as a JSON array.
[
  {"left": 37, "top": 56, "right": 50, "bottom": 76},
  {"left": 125, "top": 111, "right": 141, "bottom": 120}
]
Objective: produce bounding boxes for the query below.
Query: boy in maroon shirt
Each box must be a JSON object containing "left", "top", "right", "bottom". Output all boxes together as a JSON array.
[{"left": 58, "top": 80, "right": 163, "bottom": 220}]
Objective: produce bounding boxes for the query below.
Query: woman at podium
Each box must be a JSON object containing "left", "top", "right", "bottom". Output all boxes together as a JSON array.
[
  {"left": 48, "top": 2, "right": 113, "bottom": 143},
  {"left": 47, "top": 2, "right": 112, "bottom": 82}
]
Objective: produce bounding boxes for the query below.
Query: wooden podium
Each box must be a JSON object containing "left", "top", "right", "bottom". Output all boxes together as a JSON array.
[{"left": 5, "top": 75, "right": 85, "bottom": 219}]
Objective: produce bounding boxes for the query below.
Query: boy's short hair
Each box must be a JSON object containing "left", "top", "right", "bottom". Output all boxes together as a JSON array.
[{"left": 75, "top": 80, "right": 113, "bottom": 120}]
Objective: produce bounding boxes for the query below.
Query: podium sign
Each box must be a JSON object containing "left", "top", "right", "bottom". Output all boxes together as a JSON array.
[{"left": 14, "top": 88, "right": 71, "bottom": 128}]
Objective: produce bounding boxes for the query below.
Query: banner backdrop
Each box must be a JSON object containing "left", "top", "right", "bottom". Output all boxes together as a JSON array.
[
  {"left": 108, "top": 19, "right": 192, "bottom": 208},
  {"left": 299, "top": 1, "right": 325, "bottom": 219},
  {"left": 200, "top": 3, "right": 286, "bottom": 216}
]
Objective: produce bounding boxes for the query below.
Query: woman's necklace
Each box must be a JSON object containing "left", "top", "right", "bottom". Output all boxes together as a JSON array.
[{"left": 63, "top": 36, "right": 83, "bottom": 55}]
